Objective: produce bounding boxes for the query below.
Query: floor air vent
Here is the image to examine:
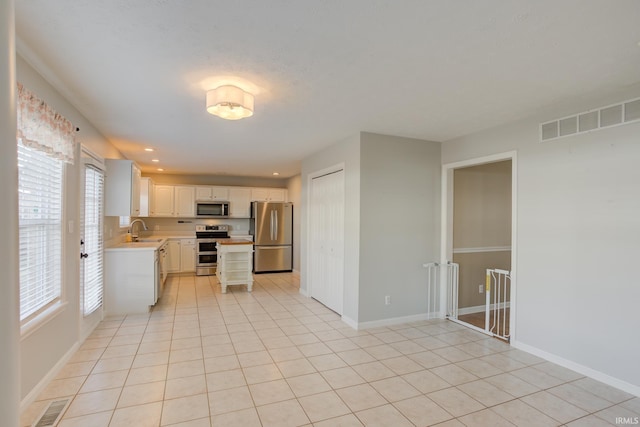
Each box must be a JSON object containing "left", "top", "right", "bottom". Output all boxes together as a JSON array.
[
  {"left": 540, "top": 97, "right": 640, "bottom": 142},
  {"left": 33, "top": 399, "right": 69, "bottom": 427}
]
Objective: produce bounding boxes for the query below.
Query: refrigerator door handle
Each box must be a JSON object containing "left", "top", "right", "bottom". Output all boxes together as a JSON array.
[
  {"left": 274, "top": 210, "right": 278, "bottom": 240},
  {"left": 270, "top": 210, "right": 275, "bottom": 240}
]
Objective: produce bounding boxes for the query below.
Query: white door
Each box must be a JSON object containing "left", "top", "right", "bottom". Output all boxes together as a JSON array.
[
  {"left": 80, "top": 149, "right": 105, "bottom": 340},
  {"left": 309, "top": 169, "right": 344, "bottom": 314}
]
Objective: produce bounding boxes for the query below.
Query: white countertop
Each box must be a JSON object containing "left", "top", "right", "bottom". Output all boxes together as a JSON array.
[
  {"left": 106, "top": 237, "right": 167, "bottom": 251},
  {"left": 106, "top": 233, "right": 253, "bottom": 251}
]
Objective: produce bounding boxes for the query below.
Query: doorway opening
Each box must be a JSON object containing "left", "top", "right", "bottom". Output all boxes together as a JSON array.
[{"left": 441, "top": 153, "right": 516, "bottom": 342}]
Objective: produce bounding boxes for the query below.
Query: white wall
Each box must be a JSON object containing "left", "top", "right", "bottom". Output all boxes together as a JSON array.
[
  {"left": 1, "top": 0, "right": 20, "bottom": 424},
  {"left": 442, "top": 91, "right": 640, "bottom": 393},
  {"left": 358, "top": 133, "right": 441, "bottom": 323},
  {"left": 287, "top": 174, "right": 302, "bottom": 272},
  {"left": 301, "top": 135, "right": 360, "bottom": 322},
  {"left": 16, "top": 54, "right": 123, "bottom": 402}
]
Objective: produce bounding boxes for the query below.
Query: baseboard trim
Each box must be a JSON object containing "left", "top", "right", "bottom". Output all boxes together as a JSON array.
[
  {"left": 458, "top": 302, "right": 511, "bottom": 316},
  {"left": 19, "top": 341, "right": 80, "bottom": 413},
  {"left": 512, "top": 340, "right": 640, "bottom": 397},
  {"left": 20, "top": 318, "right": 102, "bottom": 412},
  {"left": 356, "top": 313, "right": 434, "bottom": 330},
  {"left": 340, "top": 315, "right": 358, "bottom": 329}
]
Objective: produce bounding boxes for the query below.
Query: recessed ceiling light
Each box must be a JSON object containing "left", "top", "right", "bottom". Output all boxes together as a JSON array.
[
  {"left": 272, "top": 172, "right": 280, "bottom": 176},
  {"left": 144, "top": 148, "right": 154, "bottom": 152},
  {"left": 157, "top": 168, "right": 164, "bottom": 172},
  {"left": 152, "top": 159, "right": 160, "bottom": 162}
]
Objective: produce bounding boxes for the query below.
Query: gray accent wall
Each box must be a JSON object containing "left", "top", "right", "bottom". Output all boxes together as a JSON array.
[
  {"left": 358, "top": 133, "right": 441, "bottom": 323},
  {"left": 287, "top": 174, "right": 302, "bottom": 272},
  {"left": 301, "top": 134, "right": 361, "bottom": 322},
  {"left": 301, "top": 132, "right": 440, "bottom": 325},
  {"left": 442, "top": 85, "right": 640, "bottom": 392}
]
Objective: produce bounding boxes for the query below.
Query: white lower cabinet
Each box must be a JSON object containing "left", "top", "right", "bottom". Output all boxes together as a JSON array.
[
  {"left": 180, "top": 239, "right": 196, "bottom": 273},
  {"left": 105, "top": 248, "right": 158, "bottom": 314},
  {"left": 166, "top": 240, "right": 181, "bottom": 272}
]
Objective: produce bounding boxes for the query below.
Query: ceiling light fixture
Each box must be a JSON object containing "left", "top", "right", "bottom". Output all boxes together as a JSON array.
[
  {"left": 157, "top": 168, "right": 164, "bottom": 172},
  {"left": 152, "top": 159, "right": 160, "bottom": 162},
  {"left": 144, "top": 148, "right": 154, "bottom": 152},
  {"left": 206, "top": 85, "right": 254, "bottom": 120},
  {"left": 272, "top": 172, "right": 280, "bottom": 176}
]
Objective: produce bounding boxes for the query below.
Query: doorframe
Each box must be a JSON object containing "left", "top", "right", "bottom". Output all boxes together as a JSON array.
[
  {"left": 305, "top": 162, "right": 345, "bottom": 311},
  {"left": 79, "top": 145, "right": 106, "bottom": 342},
  {"left": 440, "top": 151, "right": 518, "bottom": 343}
]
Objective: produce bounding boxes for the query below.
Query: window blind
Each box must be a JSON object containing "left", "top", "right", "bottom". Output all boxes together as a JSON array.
[
  {"left": 18, "top": 141, "right": 64, "bottom": 321},
  {"left": 82, "top": 165, "right": 104, "bottom": 316},
  {"left": 119, "top": 216, "right": 130, "bottom": 228}
]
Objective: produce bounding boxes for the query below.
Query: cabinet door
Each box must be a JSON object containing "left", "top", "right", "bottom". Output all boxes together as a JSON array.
[
  {"left": 166, "top": 240, "right": 181, "bottom": 272},
  {"left": 105, "top": 159, "right": 141, "bottom": 216},
  {"left": 195, "top": 186, "right": 212, "bottom": 201},
  {"left": 268, "top": 188, "right": 286, "bottom": 202},
  {"left": 131, "top": 164, "right": 141, "bottom": 216},
  {"left": 154, "top": 185, "right": 175, "bottom": 216},
  {"left": 180, "top": 240, "right": 196, "bottom": 273},
  {"left": 139, "top": 177, "right": 153, "bottom": 217},
  {"left": 251, "top": 187, "right": 287, "bottom": 202},
  {"left": 250, "top": 188, "right": 269, "bottom": 201},
  {"left": 229, "top": 188, "right": 252, "bottom": 218},
  {"left": 211, "top": 186, "right": 229, "bottom": 200},
  {"left": 175, "top": 186, "right": 195, "bottom": 217}
]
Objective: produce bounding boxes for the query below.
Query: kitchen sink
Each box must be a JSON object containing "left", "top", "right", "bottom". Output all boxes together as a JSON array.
[{"left": 134, "top": 238, "right": 163, "bottom": 243}]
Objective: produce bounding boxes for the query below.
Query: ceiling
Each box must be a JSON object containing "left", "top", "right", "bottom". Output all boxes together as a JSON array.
[{"left": 15, "top": 1, "right": 640, "bottom": 178}]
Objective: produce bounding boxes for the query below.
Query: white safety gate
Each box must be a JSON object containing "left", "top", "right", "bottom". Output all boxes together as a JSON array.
[
  {"left": 433, "top": 262, "right": 512, "bottom": 342},
  {"left": 424, "top": 262, "right": 458, "bottom": 320},
  {"left": 485, "top": 268, "right": 511, "bottom": 341}
]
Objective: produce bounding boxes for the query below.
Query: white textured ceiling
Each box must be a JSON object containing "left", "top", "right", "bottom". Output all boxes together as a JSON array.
[{"left": 15, "top": 1, "right": 640, "bottom": 177}]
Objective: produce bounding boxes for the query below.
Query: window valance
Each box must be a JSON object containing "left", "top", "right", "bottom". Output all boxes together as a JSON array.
[{"left": 17, "top": 82, "right": 76, "bottom": 164}]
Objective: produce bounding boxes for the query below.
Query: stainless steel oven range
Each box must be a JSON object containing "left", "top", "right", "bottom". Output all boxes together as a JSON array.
[{"left": 195, "top": 224, "right": 229, "bottom": 276}]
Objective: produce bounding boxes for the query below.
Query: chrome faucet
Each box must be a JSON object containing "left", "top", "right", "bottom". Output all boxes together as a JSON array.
[{"left": 129, "top": 218, "right": 148, "bottom": 239}]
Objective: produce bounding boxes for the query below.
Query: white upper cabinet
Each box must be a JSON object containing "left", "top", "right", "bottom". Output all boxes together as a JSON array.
[
  {"left": 175, "top": 186, "right": 195, "bottom": 217},
  {"left": 228, "top": 187, "right": 252, "bottom": 218},
  {"left": 139, "top": 177, "right": 154, "bottom": 217},
  {"left": 149, "top": 183, "right": 287, "bottom": 217},
  {"left": 153, "top": 185, "right": 175, "bottom": 217},
  {"left": 251, "top": 188, "right": 287, "bottom": 202},
  {"left": 195, "top": 186, "right": 229, "bottom": 201},
  {"left": 105, "top": 159, "right": 141, "bottom": 216}
]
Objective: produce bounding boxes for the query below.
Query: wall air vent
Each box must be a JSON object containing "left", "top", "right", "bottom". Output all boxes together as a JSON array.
[{"left": 540, "top": 97, "right": 640, "bottom": 142}]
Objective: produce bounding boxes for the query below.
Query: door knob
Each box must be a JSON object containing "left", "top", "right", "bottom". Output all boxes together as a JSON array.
[{"left": 80, "top": 253, "right": 89, "bottom": 259}]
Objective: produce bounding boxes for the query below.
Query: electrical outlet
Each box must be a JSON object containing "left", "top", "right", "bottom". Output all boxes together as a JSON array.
[
  {"left": 385, "top": 296, "right": 391, "bottom": 305},
  {"left": 479, "top": 284, "right": 484, "bottom": 294}
]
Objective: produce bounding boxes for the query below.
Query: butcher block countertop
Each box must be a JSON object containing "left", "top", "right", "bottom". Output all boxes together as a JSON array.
[{"left": 218, "top": 239, "right": 254, "bottom": 245}]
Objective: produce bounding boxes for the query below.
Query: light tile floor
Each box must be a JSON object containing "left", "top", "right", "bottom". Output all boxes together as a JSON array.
[{"left": 21, "top": 273, "right": 639, "bottom": 426}]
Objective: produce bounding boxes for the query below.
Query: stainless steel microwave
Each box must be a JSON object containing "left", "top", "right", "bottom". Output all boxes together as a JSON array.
[{"left": 195, "top": 201, "right": 229, "bottom": 217}]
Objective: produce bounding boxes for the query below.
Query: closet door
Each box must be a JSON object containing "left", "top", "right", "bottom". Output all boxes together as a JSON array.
[{"left": 309, "top": 169, "right": 344, "bottom": 314}]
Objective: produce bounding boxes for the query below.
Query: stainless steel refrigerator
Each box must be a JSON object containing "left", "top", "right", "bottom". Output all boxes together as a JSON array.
[{"left": 250, "top": 201, "right": 293, "bottom": 273}]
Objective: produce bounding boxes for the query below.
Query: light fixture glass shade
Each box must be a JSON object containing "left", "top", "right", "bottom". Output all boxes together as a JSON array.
[{"left": 206, "top": 85, "right": 254, "bottom": 120}]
